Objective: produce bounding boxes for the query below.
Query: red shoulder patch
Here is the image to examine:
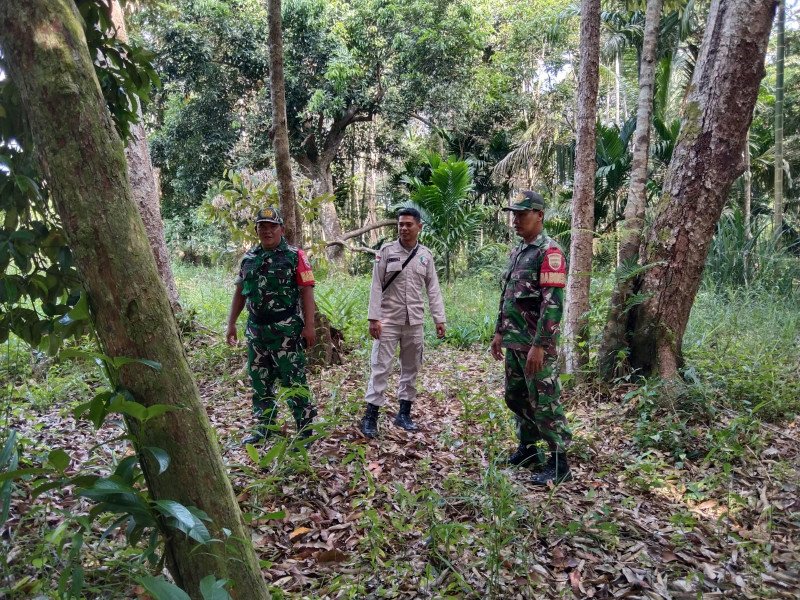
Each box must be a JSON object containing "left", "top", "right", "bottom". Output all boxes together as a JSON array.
[
  {"left": 295, "top": 249, "right": 315, "bottom": 286},
  {"left": 540, "top": 248, "right": 566, "bottom": 287}
]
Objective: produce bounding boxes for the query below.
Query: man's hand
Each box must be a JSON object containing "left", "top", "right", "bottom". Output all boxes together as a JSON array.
[
  {"left": 525, "top": 345, "right": 544, "bottom": 376},
  {"left": 226, "top": 323, "right": 238, "bottom": 347},
  {"left": 301, "top": 324, "right": 316, "bottom": 348},
  {"left": 435, "top": 322, "right": 446, "bottom": 339},
  {"left": 368, "top": 320, "right": 382, "bottom": 340},
  {"left": 490, "top": 333, "right": 504, "bottom": 361}
]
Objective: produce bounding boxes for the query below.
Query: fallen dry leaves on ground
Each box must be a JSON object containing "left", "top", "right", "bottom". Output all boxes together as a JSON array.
[{"left": 3, "top": 336, "right": 799, "bottom": 599}]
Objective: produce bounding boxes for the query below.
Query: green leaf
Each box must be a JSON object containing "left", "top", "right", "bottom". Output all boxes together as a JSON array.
[
  {"left": 144, "top": 447, "right": 170, "bottom": 475},
  {"left": 107, "top": 395, "right": 147, "bottom": 421},
  {"left": 0, "top": 467, "right": 52, "bottom": 483},
  {"left": 199, "top": 576, "right": 232, "bottom": 600},
  {"left": 143, "top": 404, "right": 178, "bottom": 422},
  {"left": 48, "top": 449, "right": 70, "bottom": 472},
  {"left": 245, "top": 443, "right": 259, "bottom": 464},
  {"left": 258, "top": 440, "right": 286, "bottom": 467},
  {"left": 137, "top": 576, "right": 191, "bottom": 600},
  {"left": 59, "top": 348, "right": 113, "bottom": 366},
  {"left": 152, "top": 500, "right": 211, "bottom": 544},
  {"left": 112, "top": 356, "right": 163, "bottom": 372},
  {"left": 58, "top": 292, "right": 89, "bottom": 325},
  {"left": 31, "top": 479, "right": 67, "bottom": 499},
  {"left": 114, "top": 455, "right": 139, "bottom": 484},
  {"left": 0, "top": 430, "right": 17, "bottom": 469},
  {"left": 88, "top": 392, "right": 111, "bottom": 429}
]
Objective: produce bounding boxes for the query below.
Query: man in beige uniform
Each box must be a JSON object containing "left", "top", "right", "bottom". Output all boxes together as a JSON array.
[{"left": 361, "top": 207, "right": 446, "bottom": 437}]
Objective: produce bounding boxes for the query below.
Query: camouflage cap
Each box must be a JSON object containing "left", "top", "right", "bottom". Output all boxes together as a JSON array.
[
  {"left": 502, "top": 190, "right": 546, "bottom": 212},
  {"left": 255, "top": 206, "right": 283, "bottom": 225}
]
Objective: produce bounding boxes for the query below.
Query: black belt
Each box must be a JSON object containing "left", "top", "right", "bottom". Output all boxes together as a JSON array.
[{"left": 247, "top": 308, "right": 298, "bottom": 326}]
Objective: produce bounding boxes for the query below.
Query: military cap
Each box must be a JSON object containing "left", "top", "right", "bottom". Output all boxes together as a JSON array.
[
  {"left": 255, "top": 206, "right": 283, "bottom": 225},
  {"left": 502, "top": 190, "right": 546, "bottom": 212}
]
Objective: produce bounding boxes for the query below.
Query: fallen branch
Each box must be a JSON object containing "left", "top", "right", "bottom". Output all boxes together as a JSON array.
[
  {"left": 331, "top": 242, "right": 379, "bottom": 255},
  {"left": 325, "top": 219, "right": 396, "bottom": 250}
]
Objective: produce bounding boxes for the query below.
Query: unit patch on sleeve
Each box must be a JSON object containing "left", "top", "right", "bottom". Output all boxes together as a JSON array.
[
  {"left": 540, "top": 248, "right": 566, "bottom": 287},
  {"left": 295, "top": 249, "right": 316, "bottom": 286}
]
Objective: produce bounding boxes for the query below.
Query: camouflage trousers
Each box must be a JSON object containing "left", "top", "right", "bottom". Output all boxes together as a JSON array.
[
  {"left": 504, "top": 348, "right": 572, "bottom": 452},
  {"left": 247, "top": 335, "right": 315, "bottom": 425}
]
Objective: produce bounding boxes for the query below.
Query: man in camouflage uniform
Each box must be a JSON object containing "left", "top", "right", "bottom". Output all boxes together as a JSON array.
[
  {"left": 226, "top": 207, "right": 317, "bottom": 446},
  {"left": 490, "top": 191, "right": 573, "bottom": 486}
]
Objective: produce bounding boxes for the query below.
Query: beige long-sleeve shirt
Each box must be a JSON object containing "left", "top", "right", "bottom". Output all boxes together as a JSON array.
[{"left": 367, "top": 241, "right": 446, "bottom": 326}]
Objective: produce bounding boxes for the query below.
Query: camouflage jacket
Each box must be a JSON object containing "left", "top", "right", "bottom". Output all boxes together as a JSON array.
[
  {"left": 235, "top": 239, "right": 314, "bottom": 342},
  {"left": 495, "top": 231, "right": 567, "bottom": 353}
]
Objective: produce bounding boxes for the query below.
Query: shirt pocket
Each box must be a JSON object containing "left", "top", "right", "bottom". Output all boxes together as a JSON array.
[
  {"left": 511, "top": 270, "right": 540, "bottom": 298},
  {"left": 386, "top": 260, "right": 403, "bottom": 273}
]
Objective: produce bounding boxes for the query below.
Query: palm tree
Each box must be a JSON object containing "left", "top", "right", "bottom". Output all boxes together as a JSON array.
[{"left": 400, "top": 153, "right": 484, "bottom": 284}]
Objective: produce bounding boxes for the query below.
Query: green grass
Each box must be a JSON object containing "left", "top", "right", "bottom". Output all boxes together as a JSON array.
[
  {"left": 683, "top": 286, "right": 800, "bottom": 420},
  {"left": 173, "top": 262, "right": 503, "bottom": 350}
]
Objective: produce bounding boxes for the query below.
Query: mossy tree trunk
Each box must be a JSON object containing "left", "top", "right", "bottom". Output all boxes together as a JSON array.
[
  {"left": 628, "top": 0, "right": 776, "bottom": 378},
  {"left": 0, "top": 2, "right": 269, "bottom": 599}
]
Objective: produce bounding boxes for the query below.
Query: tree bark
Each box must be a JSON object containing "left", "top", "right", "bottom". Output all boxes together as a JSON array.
[
  {"left": 628, "top": 0, "right": 776, "bottom": 379},
  {"left": 266, "top": 0, "right": 300, "bottom": 246},
  {"left": 0, "top": 3, "right": 269, "bottom": 599},
  {"left": 294, "top": 155, "right": 344, "bottom": 261},
  {"left": 563, "top": 0, "right": 601, "bottom": 375},
  {"left": 598, "top": 0, "right": 664, "bottom": 378},
  {"left": 109, "top": 1, "right": 181, "bottom": 312}
]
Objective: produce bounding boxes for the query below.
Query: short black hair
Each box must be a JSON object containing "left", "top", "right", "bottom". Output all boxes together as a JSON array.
[{"left": 397, "top": 207, "right": 422, "bottom": 223}]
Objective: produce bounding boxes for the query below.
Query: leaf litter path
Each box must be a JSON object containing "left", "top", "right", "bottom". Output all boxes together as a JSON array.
[
  {"left": 5, "top": 340, "right": 800, "bottom": 599},
  {"left": 205, "top": 342, "right": 800, "bottom": 599}
]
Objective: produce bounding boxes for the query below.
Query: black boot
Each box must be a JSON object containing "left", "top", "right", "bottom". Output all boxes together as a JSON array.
[
  {"left": 361, "top": 403, "right": 380, "bottom": 438},
  {"left": 242, "top": 422, "right": 272, "bottom": 446},
  {"left": 505, "top": 443, "right": 545, "bottom": 468},
  {"left": 393, "top": 400, "right": 419, "bottom": 431},
  {"left": 530, "top": 452, "right": 572, "bottom": 486}
]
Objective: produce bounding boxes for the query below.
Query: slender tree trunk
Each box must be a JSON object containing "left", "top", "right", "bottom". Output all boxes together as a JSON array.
[
  {"left": 563, "top": 0, "right": 601, "bottom": 375},
  {"left": 109, "top": 1, "right": 181, "bottom": 312},
  {"left": 266, "top": 0, "right": 300, "bottom": 246},
  {"left": 615, "top": 54, "right": 621, "bottom": 126},
  {"left": 598, "top": 0, "right": 664, "bottom": 378},
  {"left": 0, "top": 3, "right": 270, "bottom": 599},
  {"left": 628, "top": 0, "right": 776, "bottom": 378},
  {"left": 774, "top": 0, "right": 785, "bottom": 236},
  {"left": 744, "top": 127, "right": 752, "bottom": 241}
]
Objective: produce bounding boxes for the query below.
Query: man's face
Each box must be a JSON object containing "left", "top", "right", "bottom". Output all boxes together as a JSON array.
[
  {"left": 512, "top": 209, "right": 543, "bottom": 240},
  {"left": 256, "top": 221, "right": 284, "bottom": 249},
  {"left": 398, "top": 215, "right": 423, "bottom": 246}
]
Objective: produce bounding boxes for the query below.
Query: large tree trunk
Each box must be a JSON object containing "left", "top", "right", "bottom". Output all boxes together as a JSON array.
[
  {"left": 598, "top": 0, "right": 664, "bottom": 378},
  {"left": 563, "top": 0, "right": 601, "bottom": 375},
  {"left": 774, "top": 0, "right": 785, "bottom": 236},
  {"left": 0, "top": 3, "right": 270, "bottom": 599},
  {"left": 266, "top": 0, "right": 301, "bottom": 246},
  {"left": 628, "top": 0, "right": 776, "bottom": 379},
  {"left": 109, "top": 1, "right": 181, "bottom": 312},
  {"left": 294, "top": 157, "right": 344, "bottom": 262}
]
